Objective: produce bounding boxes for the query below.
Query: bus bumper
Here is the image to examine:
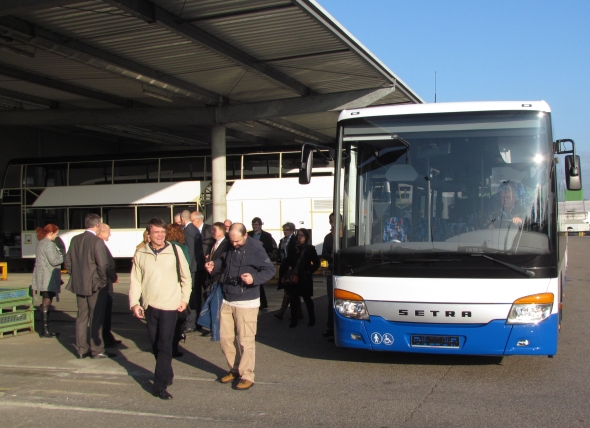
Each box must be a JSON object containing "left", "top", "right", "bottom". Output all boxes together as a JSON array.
[{"left": 334, "top": 313, "right": 559, "bottom": 356}]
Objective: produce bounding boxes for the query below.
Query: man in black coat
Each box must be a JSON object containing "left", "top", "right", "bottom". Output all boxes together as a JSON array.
[
  {"left": 182, "top": 210, "right": 214, "bottom": 332},
  {"left": 247, "top": 217, "right": 277, "bottom": 309},
  {"left": 204, "top": 222, "right": 230, "bottom": 295},
  {"left": 97, "top": 223, "right": 121, "bottom": 348},
  {"left": 65, "top": 213, "right": 113, "bottom": 359},
  {"left": 181, "top": 210, "right": 199, "bottom": 332}
]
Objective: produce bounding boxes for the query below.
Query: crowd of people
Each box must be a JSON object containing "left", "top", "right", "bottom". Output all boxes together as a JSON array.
[{"left": 31, "top": 211, "right": 336, "bottom": 399}]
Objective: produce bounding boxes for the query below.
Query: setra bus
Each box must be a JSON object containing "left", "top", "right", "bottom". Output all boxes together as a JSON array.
[{"left": 300, "top": 101, "right": 581, "bottom": 356}]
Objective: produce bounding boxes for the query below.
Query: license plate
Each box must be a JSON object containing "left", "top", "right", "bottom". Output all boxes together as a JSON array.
[{"left": 411, "top": 335, "right": 460, "bottom": 348}]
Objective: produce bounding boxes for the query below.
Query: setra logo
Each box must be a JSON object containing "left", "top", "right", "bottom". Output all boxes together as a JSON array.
[{"left": 398, "top": 309, "right": 472, "bottom": 318}]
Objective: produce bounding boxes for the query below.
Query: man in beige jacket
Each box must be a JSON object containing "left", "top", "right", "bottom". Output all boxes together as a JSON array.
[{"left": 130, "top": 217, "right": 191, "bottom": 400}]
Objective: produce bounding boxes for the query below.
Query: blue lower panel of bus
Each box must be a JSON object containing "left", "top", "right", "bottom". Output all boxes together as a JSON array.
[{"left": 334, "top": 313, "right": 558, "bottom": 356}]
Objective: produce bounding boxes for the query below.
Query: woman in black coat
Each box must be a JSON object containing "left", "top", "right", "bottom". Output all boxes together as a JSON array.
[{"left": 284, "top": 228, "right": 320, "bottom": 328}]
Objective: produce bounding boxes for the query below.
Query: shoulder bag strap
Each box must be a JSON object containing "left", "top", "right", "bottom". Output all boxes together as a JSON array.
[
  {"left": 171, "top": 243, "right": 181, "bottom": 284},
  {"left": 294, "top": 246, "right": 307, "bottom": 269}
]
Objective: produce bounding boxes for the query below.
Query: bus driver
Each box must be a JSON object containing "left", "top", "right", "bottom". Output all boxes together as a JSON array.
[{"left": 485, "top": 182, "right": 525, "bottom": 228}]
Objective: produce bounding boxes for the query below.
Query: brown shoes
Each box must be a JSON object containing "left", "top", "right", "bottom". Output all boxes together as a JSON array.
[
  {"left": 235, "top": 379, "right": 254, "bottom": 390},
  {"left": 219, "top": 372, "right": 239, "bottom": 384}
]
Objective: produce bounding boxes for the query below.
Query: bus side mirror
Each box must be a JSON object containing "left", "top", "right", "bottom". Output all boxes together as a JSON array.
[
  {"left": 565, "top": 155, "right": 582, "bottom": 190},
  {"left": 299, "top": 145, "right": 314, "bottom": 185}
]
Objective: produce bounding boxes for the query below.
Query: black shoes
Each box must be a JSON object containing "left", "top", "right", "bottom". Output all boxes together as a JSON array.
[
  {"left": 172, "top": 350, "right": 184, "bottom": 358},
  {"left": 153, "top": 389, "right": 173, "bottom": 400},
  {"left": 322, "top": 329, "right": 334, "bottom": 338},
  {"left": 91, "top": 352, "right": 117, "bottom": 359},
  {"left": 104, "top": 339, "right": 122, "bottom": 348},
  {"left": 308, "top": 318, "right": 316, "bottom": 327},
  {"left": 76, "top": 352, "right": 90, "bottom": 359}
]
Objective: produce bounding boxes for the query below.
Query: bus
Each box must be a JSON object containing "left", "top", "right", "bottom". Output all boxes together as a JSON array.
[
  {"left": 1, "top": 149, "right": 334, "bottom": 260},
  {"left": 300, "top": 101, "right": 581, "bottom": 356}
]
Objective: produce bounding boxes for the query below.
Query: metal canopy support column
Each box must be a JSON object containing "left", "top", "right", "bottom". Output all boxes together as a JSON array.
[{"left": 211, "top": 125, "right": 227, "bottom": 223}]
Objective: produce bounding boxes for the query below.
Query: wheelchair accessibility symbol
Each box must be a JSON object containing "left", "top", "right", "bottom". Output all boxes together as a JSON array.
[
  {"left": 382, "top": 333, "right": 394, "bottom": 345},
  {"left": 370, "top": 332, "right": 383, "bottom": 344}
]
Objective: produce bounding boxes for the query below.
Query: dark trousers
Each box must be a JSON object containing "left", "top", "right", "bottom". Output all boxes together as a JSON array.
[
  {"left": 186, "top": 270, "right": 205, "bottom": 329},
  {"left": 259, "top": 284, "right": 268, "bottom": 308},
  {"left": 102, "top": 293, "right": 115, "bottom": 342},
  {"left": 145, "top": 306, "right": 177, "bottom": 393},
  {"left": 287, "top": 286, "right": 315, "bottom": 322},
  {"left": 75, "top": 286, "right": 108, "bottom": 356},
  {"left": 326, "top": 275, "right": 334, "bottom": 330}
]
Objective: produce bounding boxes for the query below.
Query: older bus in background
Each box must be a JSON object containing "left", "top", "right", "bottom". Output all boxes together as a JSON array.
[{"left": 1, "top": 149, "right": 335, "bottom": 261}]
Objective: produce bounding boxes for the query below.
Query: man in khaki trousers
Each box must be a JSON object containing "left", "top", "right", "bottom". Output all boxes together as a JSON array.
[{"left": 205, "top": 223, "right": 275, "bottom": 390}]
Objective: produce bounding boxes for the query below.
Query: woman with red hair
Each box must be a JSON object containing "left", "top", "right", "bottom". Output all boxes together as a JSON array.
[{"left": 32, "top": 224, "right": 64, "bottom": 338}]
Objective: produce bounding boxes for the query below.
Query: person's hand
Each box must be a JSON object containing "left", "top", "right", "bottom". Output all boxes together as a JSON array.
[
  {"left": 205, "top": 261, "right": 214, "bottom": 273},
  {"left": 114, "top": 275, "right": 119, "bottom": 284},
  {"left": 240, "top": 273, "right": 253, "bottom": 285},
  {"left": 178, "top": 301, "right": 187, "bottom": 312},
  {"left": 131, "top": 304, "right": 144, "bottom": 319},
  {"left": 512, "top": 217, "right": 523, "bottom": 226}
]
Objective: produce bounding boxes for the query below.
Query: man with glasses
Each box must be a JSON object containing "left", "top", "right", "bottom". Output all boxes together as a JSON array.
[
  {"left": 65, "top": 213, "right": 114, "bottom": 359},
  {"left": 130, "top": 217, "right": 192, "bottom": 400},
  {"left": 247, "top": 217, "right": 277, "bottom": 309},
  {"left": 278, "top": 222, "right": 296, "bottom": 263}
]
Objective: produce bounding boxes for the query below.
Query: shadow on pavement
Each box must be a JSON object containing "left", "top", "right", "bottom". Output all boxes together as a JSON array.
[
  {"left": 47, "top": 290, "right": 226, "bottom": 391},
  {"left": 256, "top": 294, "right": 504, "bottom": 367}
]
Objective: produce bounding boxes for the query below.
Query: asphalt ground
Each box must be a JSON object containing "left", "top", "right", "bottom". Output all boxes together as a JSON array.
[{"left": 0, "top": 238, "right": 589, "bottom": 427}]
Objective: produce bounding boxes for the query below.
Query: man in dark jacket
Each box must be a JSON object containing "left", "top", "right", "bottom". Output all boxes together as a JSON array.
[
  {"left": 247, "top": 217, "right": 277, "bottom": 309},
  {"left": 322, "top": 213, "right": 336, "bottom": 338},
  {"left": 97, "top": 223, "right": 121, "bottom": 348},
  {"left": 205, "top": 223, "right": 275, "bottom": 391},
  {"left": 248, "top": 217, "right": 277, "bottom": 261},
  {"left": 65, "top": 213, "right": 113, "bottom": 359},
  {"left": 181, "top": 210, "right": 206, "bottom": 332},
  {"left": 187, "top": 211, "right": 214, "bottom": 331}
]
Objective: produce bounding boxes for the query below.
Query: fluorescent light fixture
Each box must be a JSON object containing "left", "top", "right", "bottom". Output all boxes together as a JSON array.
[{"left": 142, "top": 87, "right": 174, "bottom": 102}]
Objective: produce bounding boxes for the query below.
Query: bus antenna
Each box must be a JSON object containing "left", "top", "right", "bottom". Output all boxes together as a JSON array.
[{"left": 434, "top": 71, "right": 437, "bottom": 103}]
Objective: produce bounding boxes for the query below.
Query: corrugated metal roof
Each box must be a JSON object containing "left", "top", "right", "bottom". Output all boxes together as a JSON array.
[{"left": 0, "top": 0, "right": 422, "bottom": 147}]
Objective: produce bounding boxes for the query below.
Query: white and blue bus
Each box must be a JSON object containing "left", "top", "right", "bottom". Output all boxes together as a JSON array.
[{"left": 301, "top": 101, "right": 581, "bottom": 357}]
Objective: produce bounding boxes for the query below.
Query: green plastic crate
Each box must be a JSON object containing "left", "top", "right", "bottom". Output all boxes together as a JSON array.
[
  {"left": 0, "top": 287, "right": 30, "bottom": 304},
  {"left": 0, "top": 309, "right": 34, "bottom": 338}
]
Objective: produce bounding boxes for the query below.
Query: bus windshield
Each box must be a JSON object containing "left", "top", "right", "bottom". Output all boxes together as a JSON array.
[{"left": 340, "top": 110, "right": 553, "bottom": 261}]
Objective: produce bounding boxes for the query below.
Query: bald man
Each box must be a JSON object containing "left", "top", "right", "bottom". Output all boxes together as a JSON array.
[{"left": 205, "top": 223, "right": 275, "bottom": 390}]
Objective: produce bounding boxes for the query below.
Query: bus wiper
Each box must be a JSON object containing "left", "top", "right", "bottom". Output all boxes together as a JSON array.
[{"left": 471, "top": 254, "right": 535, "bottom": 278}]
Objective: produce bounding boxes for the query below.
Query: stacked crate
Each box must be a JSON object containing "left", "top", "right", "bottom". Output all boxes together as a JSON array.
[{"left": 0, "top": 287, "right": 34, "bottom": 338}]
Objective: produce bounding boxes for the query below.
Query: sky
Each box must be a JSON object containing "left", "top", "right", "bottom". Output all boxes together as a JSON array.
[{"left": 318, "top": 0, "right": 590, "bottom": 190}]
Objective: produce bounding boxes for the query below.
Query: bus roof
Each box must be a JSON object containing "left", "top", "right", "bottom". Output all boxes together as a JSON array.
[
  {"left": 338, "top": 101, "right": 551, "bottom": 121},
  {"left": 32, "top": 182, "right": 209, "bottom": 207}
]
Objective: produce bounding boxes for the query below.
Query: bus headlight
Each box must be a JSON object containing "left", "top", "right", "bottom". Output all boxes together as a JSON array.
[
  {"left": 506, "top": 293, "right": 554, "bottom": 324},
  {"left": 334, "top": 289, "right": 369, "bottom": 320}
]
